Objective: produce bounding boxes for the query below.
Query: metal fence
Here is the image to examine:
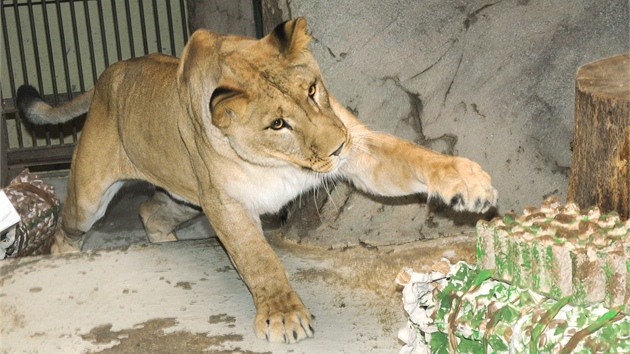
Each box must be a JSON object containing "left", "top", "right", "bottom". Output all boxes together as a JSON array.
[{"left": 1, "top": 0, "right": 189, "bottom": 184}]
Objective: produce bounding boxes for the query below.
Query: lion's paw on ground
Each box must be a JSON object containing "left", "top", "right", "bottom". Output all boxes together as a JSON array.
[{"left": 254, "top": 291, "right": 314, "bottom": 343}]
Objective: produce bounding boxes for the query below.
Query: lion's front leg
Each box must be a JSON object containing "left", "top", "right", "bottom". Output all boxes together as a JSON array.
[
  {"left": 331, "top": 96, "right": 497, "bottom": 213},
  {"left": 201, "top": 193, "right": 314, "bottom": 343},
  {"left": 343, "top": 136, "right": 497, "bottom": 213}
]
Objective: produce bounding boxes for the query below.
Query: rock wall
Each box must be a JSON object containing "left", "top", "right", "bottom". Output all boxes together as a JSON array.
[
  {"left": 256, "top": 0, "right": 630, "bottom": 248},
  {"left": 188, "top": 0, "right": 630, "bottom": 248},
  {"left": 187, "top": 0, "right": 257, "bottom": 36}
]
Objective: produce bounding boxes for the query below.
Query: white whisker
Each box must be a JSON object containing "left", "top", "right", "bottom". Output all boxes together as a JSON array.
[
  {"left": 322, "top": 175, "right": 338, "bottom": 211},
  {"left": 312, "top": 172, "right": 322, "bottom": 219}
]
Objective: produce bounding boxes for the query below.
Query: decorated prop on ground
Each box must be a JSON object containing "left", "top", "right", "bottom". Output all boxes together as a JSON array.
[
  {"left": 0, "top": 169, "right": 60, "bottom": 258},
  {"left": 397, "top": 260, "right": 629, "bottom": 354},
  {"left": 398, "top": 197, "right": 630, "bottom": 354},
  {"left": 477, "top": 196, "right": 630, "bottom": 309}
]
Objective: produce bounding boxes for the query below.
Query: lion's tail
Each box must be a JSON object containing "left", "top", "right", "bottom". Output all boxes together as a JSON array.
[{"left": 16, "top": 85, "right": 94, "bottom": 125}]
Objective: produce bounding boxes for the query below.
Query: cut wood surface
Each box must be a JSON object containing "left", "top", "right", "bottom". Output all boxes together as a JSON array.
[{"left": 568, "top": 53, "right": 630, "bottom": 219}]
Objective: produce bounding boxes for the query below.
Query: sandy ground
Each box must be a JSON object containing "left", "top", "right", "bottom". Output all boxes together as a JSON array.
[{"left": 0, "top": 174, "right": 477, "bottom": 353}]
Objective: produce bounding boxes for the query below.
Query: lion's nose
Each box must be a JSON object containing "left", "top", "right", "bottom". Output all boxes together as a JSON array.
[{"left": 330, "top": 142, "right": 344, "bottom": 157}]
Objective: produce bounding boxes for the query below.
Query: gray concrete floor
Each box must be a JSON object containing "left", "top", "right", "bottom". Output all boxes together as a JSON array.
[{"left": 0, "top": 173, "right": 478, "bottom": 353}]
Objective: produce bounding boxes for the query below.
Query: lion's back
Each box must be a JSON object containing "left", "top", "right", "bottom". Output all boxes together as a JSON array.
[{"left": 85, "top": 53, "right": 194, "bottom": 194}]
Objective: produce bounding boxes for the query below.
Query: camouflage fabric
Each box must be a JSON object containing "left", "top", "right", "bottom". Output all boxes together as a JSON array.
[
  {"left": 398, "top": 260, "right": 630, "bottom": 354},
  {"left": 1, "top": 169, "right": 60, "bottom": 258}
]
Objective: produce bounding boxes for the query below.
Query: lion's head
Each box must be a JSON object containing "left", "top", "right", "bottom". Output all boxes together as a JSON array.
[{"left": 176, "top": 18, "right": 349, "bottom": 174}]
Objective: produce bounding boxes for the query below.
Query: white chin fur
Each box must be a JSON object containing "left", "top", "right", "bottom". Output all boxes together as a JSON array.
[{"left": 228, "top": 165, "right": 332, "bottom": 216}]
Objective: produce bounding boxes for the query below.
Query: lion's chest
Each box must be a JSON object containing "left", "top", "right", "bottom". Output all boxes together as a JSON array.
[{"left": 225, "top": 165, "right": 323, "bottom": 215}]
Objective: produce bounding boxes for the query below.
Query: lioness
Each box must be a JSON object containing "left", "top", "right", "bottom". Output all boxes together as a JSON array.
[{"left": 17, "top": 18, "right": 497, "bottom": 343}]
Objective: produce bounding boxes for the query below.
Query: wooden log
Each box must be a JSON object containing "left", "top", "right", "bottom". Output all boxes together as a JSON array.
[{"left": 568, "top": 53, "right": 630, "bottom": 219}]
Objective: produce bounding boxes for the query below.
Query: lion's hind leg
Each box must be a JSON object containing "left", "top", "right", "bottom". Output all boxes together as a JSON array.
[
  {"left": 139, "top": 189, "right": 200, "bottom": 243},
  {"left": 52, "top": 115, "right": 136, "bottom": 254},
  {"left": 52, "top": 175, "right": 126, "bottom": 254}
]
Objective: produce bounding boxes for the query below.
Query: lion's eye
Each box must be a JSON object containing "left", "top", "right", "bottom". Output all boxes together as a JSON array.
[
  {"left": 269, "top": 118, "right": 285, "bottom": 130},
  {"left": 308, "top": 84, "right": 316, "bottom": 98}
]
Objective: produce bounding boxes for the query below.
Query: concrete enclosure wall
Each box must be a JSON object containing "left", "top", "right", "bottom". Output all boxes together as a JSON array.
[{"left": 265, "top": 0, "right": 629, "bottom": 213}]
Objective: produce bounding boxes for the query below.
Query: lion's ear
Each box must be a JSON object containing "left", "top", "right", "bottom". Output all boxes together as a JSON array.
[
  {"left": 177, "top": 29, "right": 220, "bottom": 125},
  {"left": 210, "top": 86, "right": 248, "bottom": 129},
  {"left": 267, "top": 17, "right": 312, "bottom": 59}
]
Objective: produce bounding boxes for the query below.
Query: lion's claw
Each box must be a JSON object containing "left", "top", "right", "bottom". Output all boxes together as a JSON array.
[
  {"left": 254, "top": 291, "right": 314, "bottom": 343},
  {"left": 430, "top": 157, "right": 498, "bottom": 213}
]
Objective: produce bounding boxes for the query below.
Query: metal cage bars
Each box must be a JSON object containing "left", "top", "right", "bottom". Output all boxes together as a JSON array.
[{"left": 1, "top": 0, "right": 189, "bottom": 181}]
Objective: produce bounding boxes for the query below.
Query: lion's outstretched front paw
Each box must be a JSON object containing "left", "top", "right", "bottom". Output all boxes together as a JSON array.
[
  {"left": 254, "top": 291, "right": 314, "bottom": 343},
  {"left": 429, "top": 156, "right": 498, "bottom": 213}
]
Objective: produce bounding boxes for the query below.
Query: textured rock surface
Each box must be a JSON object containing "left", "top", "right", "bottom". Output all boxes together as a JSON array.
[
  {"left": 186, "top": 0, "right": 256, "bottom": 36},
  {"left": 268, "top": 0, "right": 629, "bottom": 247},
  {"left": 282, "top": 182, "right": 485, "bottom": 249}
]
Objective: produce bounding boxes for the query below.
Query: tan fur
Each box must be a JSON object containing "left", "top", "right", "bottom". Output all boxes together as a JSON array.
[{"left": 18, "top": 18, "right": 497, "bottom": 343}]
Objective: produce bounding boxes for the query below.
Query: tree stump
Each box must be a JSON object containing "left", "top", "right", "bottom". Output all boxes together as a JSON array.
[{"left": 568, "top": 53, "right": 630, "bottom": 219}]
